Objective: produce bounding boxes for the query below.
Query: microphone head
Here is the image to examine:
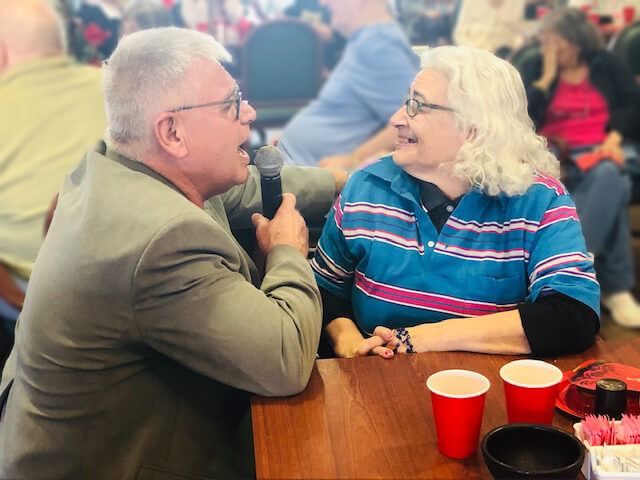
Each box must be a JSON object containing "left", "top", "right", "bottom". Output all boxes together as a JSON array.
[{"left": 254, "top": 145, "right": 283, "bottom": 178}]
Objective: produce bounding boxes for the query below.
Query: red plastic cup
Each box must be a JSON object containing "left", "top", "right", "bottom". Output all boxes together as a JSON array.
[
  {"left": 500, "top": 359, "right": 562, "bottom": 425},
  {"left": 623, "top": 6, "right": 636, "bottom": 24},
  {"left": 427, "top": 369, "right": 490, "bottom": 459},
  {"left": 536, "top": 5, "right": 550, "bottom": 19}
]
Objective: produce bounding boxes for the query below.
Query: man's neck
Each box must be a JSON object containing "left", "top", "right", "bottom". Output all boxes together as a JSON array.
[
  {"left": 138, "top": 153, "right": 205, "bottom": 209},
  {"left": 3, "top": 51, "right": 62, "bottom": 74}
]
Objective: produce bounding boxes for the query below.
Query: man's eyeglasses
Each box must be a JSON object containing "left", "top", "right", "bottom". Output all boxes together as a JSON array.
[
  {"left": 404, "top": 97, "right": 455, "bottom": 117},
  {"left": 170, "top": 85, "right": 242, "bottom": 120}
]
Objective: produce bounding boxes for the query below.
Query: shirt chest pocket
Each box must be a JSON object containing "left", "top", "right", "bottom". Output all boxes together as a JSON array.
[
  {"left": 436, "top": 228, "right": 530, "bottom": 305},
  {"left": 464, "top": 271, "right": 528, "bottom": 307}
]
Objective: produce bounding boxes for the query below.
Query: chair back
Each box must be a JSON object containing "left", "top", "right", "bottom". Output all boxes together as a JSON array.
[
  {"left": 242, "top": 19, "right": 322, "bottom": 110},
  {"left": 509, "top": 42, "right": 542, "bottom": 79},
  {"left": 612, "top": 21, "right": 640, "bottom": 77}
]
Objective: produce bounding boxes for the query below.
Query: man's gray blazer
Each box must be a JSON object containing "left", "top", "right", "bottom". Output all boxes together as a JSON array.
[{"left": 0, "top": 149, "right": 336, "bottom": 479}]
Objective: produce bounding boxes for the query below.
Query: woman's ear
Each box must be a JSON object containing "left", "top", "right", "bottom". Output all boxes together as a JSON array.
[{"left": 467, "top": 127, "right": 478, "bottom": 141}]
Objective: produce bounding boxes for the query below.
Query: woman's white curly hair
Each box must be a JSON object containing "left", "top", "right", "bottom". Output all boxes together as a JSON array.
[{"left": 421, "top": 46, "right": 559, "bottom": 196}]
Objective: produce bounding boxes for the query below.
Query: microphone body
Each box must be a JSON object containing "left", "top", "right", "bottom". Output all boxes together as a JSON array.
[
  {"left": 254, "top": 146, "right": 284, "bottom": 220},
  {"left": 260, "top": 175, "right": 282, "bottom": 220}
]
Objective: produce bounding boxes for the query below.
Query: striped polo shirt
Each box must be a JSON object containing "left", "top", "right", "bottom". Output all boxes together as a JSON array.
[{"left": 311, "top": 156, "right": 600, "bottom": 335}]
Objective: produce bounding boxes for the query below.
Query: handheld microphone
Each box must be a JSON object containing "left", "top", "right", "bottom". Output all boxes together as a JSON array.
[{"left": 254, "top": 145, "right": 284, "bottom": 220}]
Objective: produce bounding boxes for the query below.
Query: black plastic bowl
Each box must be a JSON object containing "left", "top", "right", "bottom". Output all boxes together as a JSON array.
[{"left": 481, "top": 424, "right": 585, "bottom": 479}]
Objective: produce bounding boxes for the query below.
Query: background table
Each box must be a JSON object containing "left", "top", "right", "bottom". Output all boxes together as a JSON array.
[{"left": 251, "top": 338, "right": 640, "bottom": 479}]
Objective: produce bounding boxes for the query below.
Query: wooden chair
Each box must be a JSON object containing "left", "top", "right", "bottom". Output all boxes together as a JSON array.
[{"left": 0, "top": 263, "right": 22, "bottom": 369}]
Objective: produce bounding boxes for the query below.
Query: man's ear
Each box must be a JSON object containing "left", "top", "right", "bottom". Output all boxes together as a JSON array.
[
  {"left": 154, "top": 112, "right": 188, "bottom": 158},
  {"left": 0, "top": 40, "right": 8, "bottom": 75}
]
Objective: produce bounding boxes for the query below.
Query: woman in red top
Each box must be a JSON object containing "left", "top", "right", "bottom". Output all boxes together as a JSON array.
[{"left": 524, "top": 7, "right": 640, "bottom": 327}]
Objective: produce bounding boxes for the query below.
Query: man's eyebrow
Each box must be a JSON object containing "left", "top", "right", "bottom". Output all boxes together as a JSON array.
[
  {"left": 412, "top": 90, "right": 427, "bottom": 101},
  {"left": 223, "top": 85, "right": 238, "bottom": 100}
]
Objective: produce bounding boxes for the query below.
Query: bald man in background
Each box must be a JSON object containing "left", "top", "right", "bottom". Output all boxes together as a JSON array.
[{"left": 0, "top": 0, "right": 106, "bottom": 338}]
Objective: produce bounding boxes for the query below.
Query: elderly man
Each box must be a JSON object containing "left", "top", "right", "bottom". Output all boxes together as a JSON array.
[
  {"left": 277, "top": 0, "right": 419, "bottom": 169},
  {"left": 0, "top": 0, "right": 106, "bottom": 335},
  {"left": 0, "top": 27, "right": 345, "bottom": 479}
]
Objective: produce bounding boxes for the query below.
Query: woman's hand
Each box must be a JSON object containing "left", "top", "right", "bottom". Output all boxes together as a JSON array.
[
  {"left": 378, "top": 326, "right": 421, "bottom": 354},
  {"left": 340, "top": 328, "right": 396, "bottom": 359},
  {"left": 343, "top": 326, "right": 396, "bottom": 358},
  {"left": 534, "top": 39, "right": 559, "bottom": 92},
  {"left": 327, "top": 319, "right": 395, "bottom": 359},
  {"left": 594, "top": 130, "right": 625, "bottom": 165}
]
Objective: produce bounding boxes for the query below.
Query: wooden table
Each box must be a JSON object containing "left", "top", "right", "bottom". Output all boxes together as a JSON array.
[{"left": 251, "top": 338, "right": 640, "bottom": 479}]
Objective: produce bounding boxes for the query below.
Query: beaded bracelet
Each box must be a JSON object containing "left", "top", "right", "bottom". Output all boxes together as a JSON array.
[{"left": 394, "top": 327, "right": 416, "bottom": 354}]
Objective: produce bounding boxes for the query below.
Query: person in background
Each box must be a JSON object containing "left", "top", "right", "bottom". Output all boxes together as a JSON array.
[
  {"left": 120, "top": 0, "right": 173, "bottom": 36},
  {"left": 0, "top": 0, "right": 106, "bottom": 338},
  {"left": 73, "top": 0, "right": 129, "bottom": 62},
  {"left": 568, "top": 0, "right": 640, "bottom": 20},
  {"left": 254, "top": 0, "right": 294, "bottom": 17},
  {"left": 277, "top": 0, "right": 419, "bottom": 169},
  {"left": 453, "top": 0, "right": 530, "bottom": 57},
  {"left": 282, "top": 0, "right": 345, "bottom": 70},
  {"left": 172, "top": 0, "right": 243, "bottom": 40},
  {"left": 397, "top": 0, "right": 457, "bottom": 47},
  {"left": 312, "top": 46, "right": 599, "bottom": 358},
  {"left": 567, "top": 0, "right": 640, "bottom": 42},
  {"left": 522, "top": 7, "right": 640, "bottom": 327},
  {"left": 0, "top": 26, "right": 347, "bottom": 479}
]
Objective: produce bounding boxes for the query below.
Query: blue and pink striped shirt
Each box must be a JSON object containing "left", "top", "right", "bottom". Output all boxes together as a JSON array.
[{"left": 311, "top": 157, "right": 600, "bottom": 334}]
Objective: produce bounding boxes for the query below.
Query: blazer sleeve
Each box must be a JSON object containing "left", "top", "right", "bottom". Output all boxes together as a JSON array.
[
  {"left": 131, "top": 213, "right": 322, "bottom": 397},
  {"left": 218, "top": 166, "right": 336, "bottom": 229}
]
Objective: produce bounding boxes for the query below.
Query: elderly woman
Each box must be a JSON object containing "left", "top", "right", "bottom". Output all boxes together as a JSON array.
[
  {"left": 311, "top": 45, "right": 600, "bottom": 358},
  {"left": 523, "top": 7, "right": 640, "bottom": 328}
]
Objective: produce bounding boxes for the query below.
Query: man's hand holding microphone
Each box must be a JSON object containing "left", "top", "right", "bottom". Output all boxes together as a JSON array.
[
  {"left": 250, "top": 145, "right": 309, "bottom": 259},
  {"left": 252, "top": 193, "right": 309, "bottom": 259}
]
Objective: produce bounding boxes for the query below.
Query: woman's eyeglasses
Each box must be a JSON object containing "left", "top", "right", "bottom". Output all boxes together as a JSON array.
[{"left": 405, "top": 97, "right": 455, "bottom": 117}]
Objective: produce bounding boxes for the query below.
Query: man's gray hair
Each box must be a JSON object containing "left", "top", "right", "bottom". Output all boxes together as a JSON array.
[
  {"left": 102, "top": 27, "right": 231, "bottom": 155},
  {"left": 420, "top": 46, "right": 559, "bottom": 196}
]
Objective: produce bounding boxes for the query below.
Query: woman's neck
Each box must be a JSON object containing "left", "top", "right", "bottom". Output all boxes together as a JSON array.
[
  {"left": 409, "top": 167, "right": 469, "bottom": 200},
  {"left": 559, "top": 62, "right": 588, "bottom": 85}
]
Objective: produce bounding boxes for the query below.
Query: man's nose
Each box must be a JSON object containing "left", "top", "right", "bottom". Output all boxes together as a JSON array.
[{"left": 240, "top": 101, "right": 256, "bottom": 124}]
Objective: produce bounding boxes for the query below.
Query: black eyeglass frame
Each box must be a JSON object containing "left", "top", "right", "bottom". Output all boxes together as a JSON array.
[
  {"left": 170, "top": 85, "right": 242, "bottom": 120},
  {"left": 405, "top": 97, "right": 455, "bottom": 117}
]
